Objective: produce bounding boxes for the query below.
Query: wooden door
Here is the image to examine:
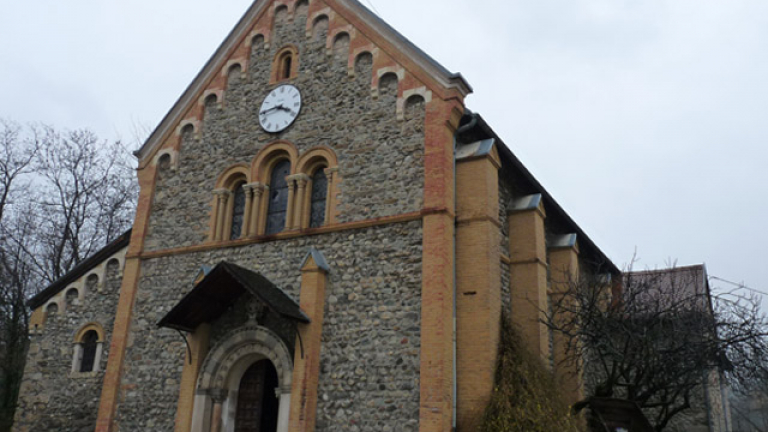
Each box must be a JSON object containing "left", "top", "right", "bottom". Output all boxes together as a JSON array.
[{"left": 234, "top": 360, "right": 279, "bottom": 432}]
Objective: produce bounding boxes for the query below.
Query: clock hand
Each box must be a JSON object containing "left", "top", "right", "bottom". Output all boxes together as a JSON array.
[{"left": 260, "top": 106, "right": 280, "bottom": 115}]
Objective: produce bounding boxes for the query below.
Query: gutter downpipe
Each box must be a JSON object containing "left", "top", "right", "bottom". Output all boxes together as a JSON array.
[{"left": 452, "top": 112, "right": 477, "bottom": 431}]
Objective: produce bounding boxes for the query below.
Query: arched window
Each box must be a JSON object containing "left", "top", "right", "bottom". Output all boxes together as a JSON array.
[
  {"left": 66, "top": 288, "right": 79, "bottom": 307},
  {"left": 79, "top": 330, "right": 99, "bottom": 373},
  {"left": 266, "top": 160, "right": 291, "bottom": 235},
  {"left": 309, "top": 169, "right": 328, "bottom": 228},
  {"left": 211, "top": 166, "right": 250, "bottom": 242},
  {"left": 72, "top": 324, "right": 105, "bottom": 375},
  {"left": 281, "top": 55, "right": 292, "bottom": 80},
  {"left": 272, "top": 46, "right": 298, "bottom": 83},
  {"left": 230, "top": 182, "right": 247, "bottom": 240},
  {"left": 296, "top": 147, "right": 338, "bottom": 229},
  {"left": 46, "top": 303, "right": 58, "bottom": 317}
]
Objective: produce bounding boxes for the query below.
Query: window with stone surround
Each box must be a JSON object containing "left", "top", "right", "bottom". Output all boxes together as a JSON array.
[
  {"left": 72, "top": 323, "right": 105, "bottom": 376},
  {"left": 79, "top": 331, "right": 99, "bottom": 372},
  {"left": 272, "top": 46, "right": 298, "bottom": 83},
  {"left": 294, "top": 147, "right": 337, "bottom": 230},
  {"left": 210, "top": 166, "right": 250, "bottom": 242}
]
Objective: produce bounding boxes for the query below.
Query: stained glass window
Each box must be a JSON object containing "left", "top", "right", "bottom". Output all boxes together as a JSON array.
[
  {"left": 80, "top": 330, "right": 99, "bottom": 373},
  {"left": 266, "top": 160, "right": 291, "bottom": 235},
  {"left": 310, "top": 169, "right": 327, "bottom": 228},
  {"left": 230, "top": 183, "right": 246, "bottom": 240}
]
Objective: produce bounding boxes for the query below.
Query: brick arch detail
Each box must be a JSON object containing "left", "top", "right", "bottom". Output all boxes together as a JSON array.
[{"left": 251, "top": 141, "right": 299, "bottom": 181}]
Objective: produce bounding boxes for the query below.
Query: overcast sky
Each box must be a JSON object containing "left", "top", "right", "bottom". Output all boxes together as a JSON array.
[{"left": 1, "top": 0, "right": 766, "bottom": 300}]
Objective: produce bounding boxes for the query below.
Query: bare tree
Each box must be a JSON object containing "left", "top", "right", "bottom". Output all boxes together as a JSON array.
[
  {"left": 545, "top": 263, "right": 768, "bottom": 432},
  {"left": 0, "top": 119, "right": 137, "bottom": 431},
  {"left": 26, "top": 125, "right": 137, "bottom": 284},
  {"left": 0, "top": 119, "right": 37, "bottom": 223}
]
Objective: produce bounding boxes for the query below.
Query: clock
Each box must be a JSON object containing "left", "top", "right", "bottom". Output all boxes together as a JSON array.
[{"left": 259, "top": 84, "right": 302, "bottom": 133}]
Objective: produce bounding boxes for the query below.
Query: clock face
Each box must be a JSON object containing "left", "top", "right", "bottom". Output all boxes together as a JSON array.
[{"left": 259, "top": 84, "right": 302, "bottom": 133}]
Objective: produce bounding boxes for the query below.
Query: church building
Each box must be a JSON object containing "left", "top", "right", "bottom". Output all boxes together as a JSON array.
[{"left": 13, "top": 1, "right": 619, "bottom": 431}]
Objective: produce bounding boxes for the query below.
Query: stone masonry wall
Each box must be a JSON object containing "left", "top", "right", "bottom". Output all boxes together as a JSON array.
[
  {"left": 115, "top": 221, "right": 423, "bottom": 432},
  {"left": 499, "top": 175, "right": 514, "bottom": 316},
  {"left": 13, "top": 260, "right": 123, "bottom": 432},
  {"left": 144, "top": 6, "right": 426, "bottom": 252}
]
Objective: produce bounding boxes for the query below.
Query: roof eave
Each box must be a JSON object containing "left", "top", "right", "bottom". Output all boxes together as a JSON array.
[
  {"left": 135, "top": 0, "right": 472, "bottom": 164},
  {"left": 459, "top": 113, "right": 620, "bottom": 275},
  {"left": 134, "top": 0, "right": 271, "bottom": 162},
  {"left": 27, "top": 230, "right": 133, "bottom": 309}
]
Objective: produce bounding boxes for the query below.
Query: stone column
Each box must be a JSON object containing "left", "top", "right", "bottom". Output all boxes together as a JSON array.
[
  {"left": 210, "top": 403, "right": 223, "bottom": 432},
  {"left": 222, "top": 189, "right": 235, "bottom": 241},
  {"left": 508, "top": 194, "right": 550, "bottom": 360},
  {"left": 276, "top": 387, "right": 292, "bottom": 432},
  {"left": 213, "top": 189, "right": 230, "bottom": 242},
  {"left": 549, "top": 235, "right": 583, "bottom": 406},
  {"left": 323, "top": 167, "right": 338, "bottom": 225},
  {"left": 284, "top": 176, "right": 298, "bottom": 231},
  {"left": 249, "top": 183, "right": 267, "bottom": 236},
  {"left": 289, "top": 249, "right": 329, "bottom": 432},
  {"left": 208, "top": 193, "right": 221, "bottom": 242},
  {"left": 291, "top": 174, "right": 310, "bottom": 230},
  {"left": 71, "top": 343, "right": 83, "bottom": 374},
  {"left": 242, "top": 184, "right": 254, "bottom": 237},
  {"left": 209, "top": 389, "right": 228, "bottom": 432},
  {"left": 94, "top": 342, "right": 104, "bottom": 373},
  {"left": 455, "top": 144, "right": 501, "bottom": 430}
]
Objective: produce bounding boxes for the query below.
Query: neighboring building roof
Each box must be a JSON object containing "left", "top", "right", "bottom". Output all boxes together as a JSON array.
[
  {"left": 625, "top": 264, "right": 713, "bottom": 312},
  {"left": 134, "top": 0, "right": 472, "bottom": 164},
  {"left": 157, "top": 262, "right": 310, "bottom": 333},
  {"left": 626, "top": 264, "right": 709, "bottom": 294},
  {"left": 456, "top": 111, "right": 620, "bottom": 276},
  {"left": 27, "top": 230, "right": 132, "bottom": 310}
]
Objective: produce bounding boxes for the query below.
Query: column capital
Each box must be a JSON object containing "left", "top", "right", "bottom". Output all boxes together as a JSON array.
[
  {"left": 209, "top": 388, "right": 228, "bottom": 403},
  {"left": 213, "top": 188, "right": 232, "bottom": 197},
  {"left": 286, "top": 173, "right": 310, "bottom": 182},
  {"left": 244, "top": 182, "right": 264, "bottom": 191}
]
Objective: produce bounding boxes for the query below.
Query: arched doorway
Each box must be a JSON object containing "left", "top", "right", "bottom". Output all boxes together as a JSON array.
[
  {"left": 191, "top": 325, "right": 293, "bottom": 432},
  {"left": 234, "top": 360, "right": 279, "bottom": 432}
]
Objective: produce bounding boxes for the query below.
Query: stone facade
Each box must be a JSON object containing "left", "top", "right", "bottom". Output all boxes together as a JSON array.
[
  {"left": 114, "top": 222, "right": 422, "bottom": 431},
  {"left": 13, "top": 1, "right": 630, "bottom": 432},
  {"left": 13, "top": 250, "right": 125, "bottom": 432},
  {"left": 144, "top": 4, "right": 425, "bottom": 252}
]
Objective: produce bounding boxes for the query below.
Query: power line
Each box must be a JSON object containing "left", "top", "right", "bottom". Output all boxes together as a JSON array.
[
  {"left": 363, "top": 0, "right": 382, "bottom": 16},
  {"left": 709, "top": 275, "right": 768, "bottom": 297}
]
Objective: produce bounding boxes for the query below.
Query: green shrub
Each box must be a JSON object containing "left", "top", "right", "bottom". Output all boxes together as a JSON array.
[{"left": 480, "top": 315, "right": 583, "bottom": 432}]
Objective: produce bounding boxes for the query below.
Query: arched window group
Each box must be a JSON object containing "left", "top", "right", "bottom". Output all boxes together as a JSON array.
[{"left": 210, "top": 143, "right": 338, "bottom": 242}]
